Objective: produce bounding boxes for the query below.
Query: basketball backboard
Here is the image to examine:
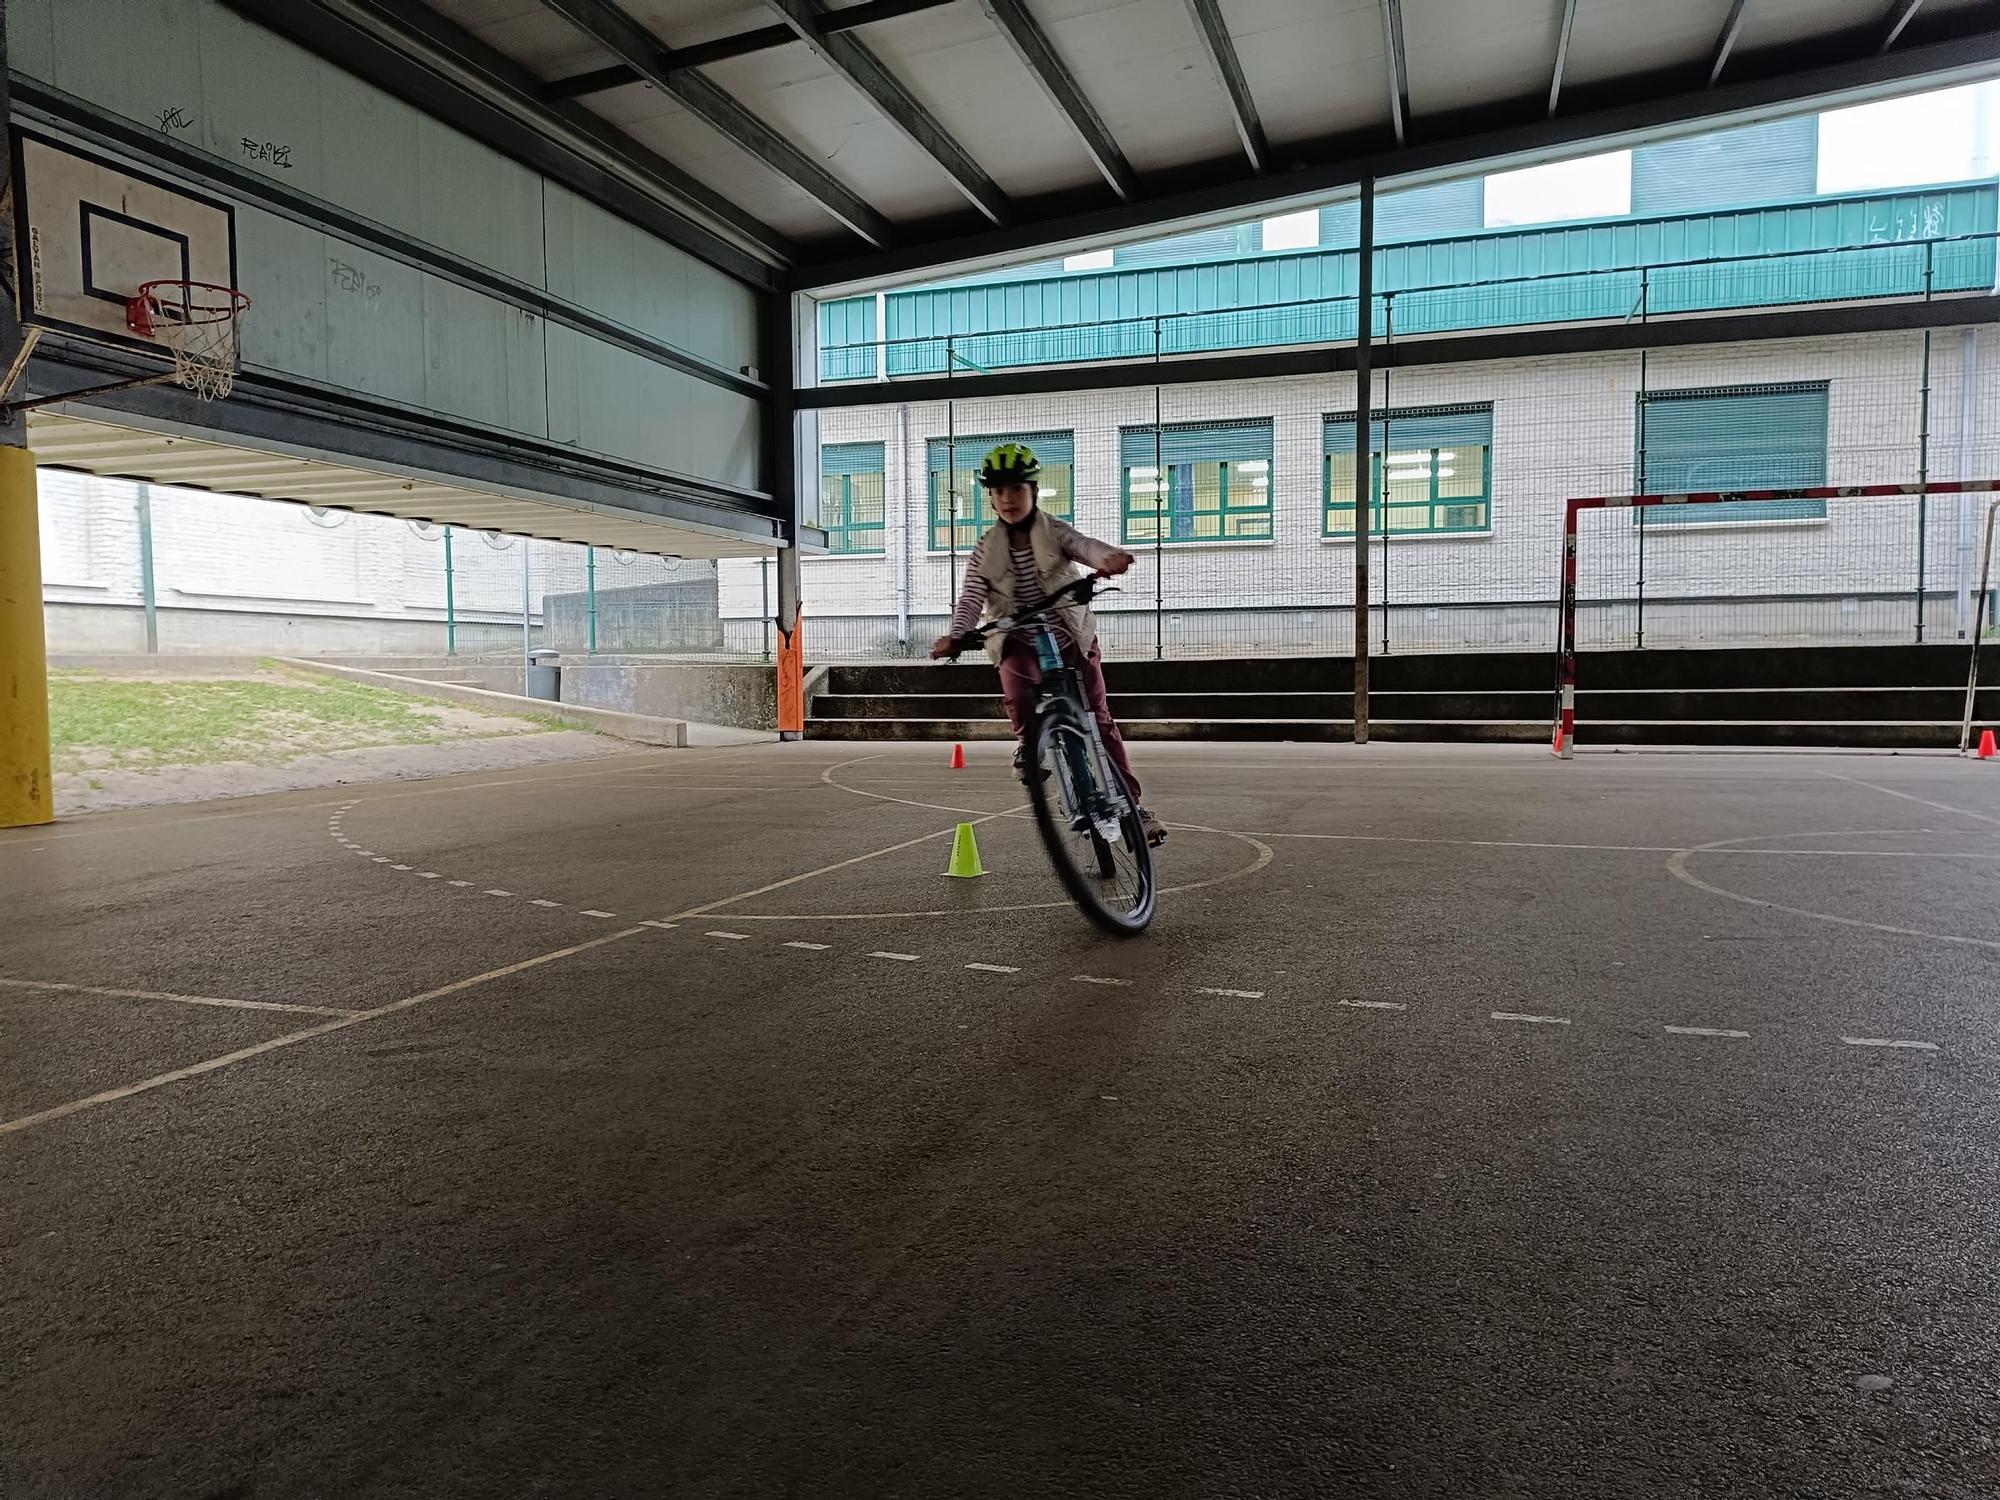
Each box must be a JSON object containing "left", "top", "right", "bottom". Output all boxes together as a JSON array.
[{"left": 11, "top": 128, "right": 239, "bottom": 357}]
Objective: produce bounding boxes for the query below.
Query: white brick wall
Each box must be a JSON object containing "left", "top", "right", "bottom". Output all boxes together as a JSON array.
[{"left": 725, "top": 326, "right": 2000, "bottom": 654}]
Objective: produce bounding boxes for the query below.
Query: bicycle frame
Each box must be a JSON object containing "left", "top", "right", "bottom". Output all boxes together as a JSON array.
[{"left": 959, "top": 574, "right": 1135, "bottom": 834}]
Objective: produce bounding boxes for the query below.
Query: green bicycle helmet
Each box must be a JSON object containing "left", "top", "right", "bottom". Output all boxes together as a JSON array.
[{"left": 978, "top": 442, "right": 1040, "bottom": 487}]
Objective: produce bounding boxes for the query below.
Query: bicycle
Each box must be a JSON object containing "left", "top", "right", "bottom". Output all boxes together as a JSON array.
[{"left": 950, "top": 573, "right": 1156, "bottom": 936}]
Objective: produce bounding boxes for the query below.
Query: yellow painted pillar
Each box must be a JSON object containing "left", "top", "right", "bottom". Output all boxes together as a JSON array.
[{"left": 0, "top": 446, "right": 52, "bottom": 827}]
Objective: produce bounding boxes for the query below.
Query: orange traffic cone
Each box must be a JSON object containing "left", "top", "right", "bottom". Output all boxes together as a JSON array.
[
  {"left": 1979, "top": 728, "right": 1997, "bottom": 760},
  {"left": 950, "top": 743, "right": 966, "bottom": 770}
]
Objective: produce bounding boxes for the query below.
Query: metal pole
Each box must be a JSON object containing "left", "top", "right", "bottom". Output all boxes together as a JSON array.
[
  {"left": 135, "top": 482, "right": 158, "bottom": 653},
  {"left": 1635, "top": 346, "right": 1649, "bottom": 650},
  {"left": 1917, "top": 326, "right": 1932, "bottom": 642},
  {"left": 1380, "top": 294, "right": 1394, "bottom": 654},
  {"left": 443, "top": 524, "right": 457, "bottom": 656},
  {"left": 1961, "top": 498, "right": 1999, "bottom": 753},
  {"left": 1352, "top": 175, "right": 1375, "bottom": 745},
  {"left": 945, "top": 336, "right": 957, "bottom": 619},
  {"left": 1153, "top": 318, "right": 1164, "bottom": 661},
  {"left": 586, "top": 543, "right": 598, "bottom": 654},
  {"left": 521, "top": 536, "right": 531, "bottom": 681},
  {"left": 762, "top": 556, "right": 772, "bottom": 662}
]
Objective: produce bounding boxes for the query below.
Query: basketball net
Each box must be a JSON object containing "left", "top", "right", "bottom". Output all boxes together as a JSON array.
[{"left": 128, "top": 281, "right": 251, "bottom": 401}]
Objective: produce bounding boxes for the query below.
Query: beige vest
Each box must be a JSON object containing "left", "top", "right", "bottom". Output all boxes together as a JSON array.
[{"left": 970, "top": 509, "right": 1097, "bottom": 665}]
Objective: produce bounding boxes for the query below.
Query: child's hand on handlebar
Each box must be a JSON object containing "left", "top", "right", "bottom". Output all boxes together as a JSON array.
[
  {"left": 1100, "top": 550, "right": 1136, "bottom": 576},
  {"left": 930, "top": 634, "right": 960, "bottom": 660}
]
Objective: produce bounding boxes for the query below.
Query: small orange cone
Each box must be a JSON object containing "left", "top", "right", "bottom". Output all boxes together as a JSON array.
[
  {"left": 950, "top": 743, "right": 966, "bottom": 770},
  {"left": 1979, "top": 729, "right": 1997, "bottom": 760}
]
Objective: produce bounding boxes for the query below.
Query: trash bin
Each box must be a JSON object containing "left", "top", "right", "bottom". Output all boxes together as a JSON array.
[{"left": 526, "top": 648, "right": 561, "bottom": 702}]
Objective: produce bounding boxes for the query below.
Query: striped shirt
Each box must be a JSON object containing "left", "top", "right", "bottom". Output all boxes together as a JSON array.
[{"left": 949, "top": 514, "right": 1118, "bottom": 648}]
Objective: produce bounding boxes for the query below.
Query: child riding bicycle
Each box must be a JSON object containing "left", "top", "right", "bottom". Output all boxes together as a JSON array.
[{"left": 932, "top": 442, "right": 1166, "bottom": 848}]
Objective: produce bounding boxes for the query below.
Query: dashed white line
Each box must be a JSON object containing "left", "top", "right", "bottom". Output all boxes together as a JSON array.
[
  {"left": 870, "top": 951, "right": 920, "bottom": 962},
  {"left": 447, "top": 880, "right": 473, "bottom": 888},
  {"left": 1341, "top": 999, "right": 1406, "bottom": 1011},
  {"left": 785, "top": 941, "right": 831, "bottom": 951},
  {"left": 484, "top": 889, "right": 514, "bottom": 897},
  {"left": 1492, "top": 1012, "right": 1571, "bottom": 1026},
  {"left": 1072, "top": 975, "right": 1132, "bottom": 987},
  {"left": 353, "top": 850, "right": 374, "bottom": 856},
  {"left": 1196, "top": 987, "right": 1265, "bottom": 999},
  {"left": 1841, "top": 1036, "right": 1939, "bottom": 1052},
  {"left": 966, "top": 963, "right": 1019, "bottom": 974},
  {"left": 391, "top": 864, "right": 412, "bottom": 871},
  {"left": 530, "top": 899, "right": 562, "bottom": 908},
  {"left": 579, "top": 909, "right": 617, "bottom": 919},
  {"left": 0, "top": 976, "right": 361, "bottom": 1019},
  {"left": 640, "top": 920, "right": 679, "bottom": 931},
  {"left": 1665, "top": 1025, "right": 1750, "bottom": 1039},
  {"left": 372, "top": 857, "right": 391, "bottom": 863},
  {"left": 417, "top": 872, "right": 441, "bottom": 879},
  {"left": 706, "top": 930, "right": 749, "bottom": 941}
]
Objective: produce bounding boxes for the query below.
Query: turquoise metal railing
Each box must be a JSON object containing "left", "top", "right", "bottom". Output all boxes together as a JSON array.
[{"left": 818, "top": 181, "right": 1998, "bottom": 382}]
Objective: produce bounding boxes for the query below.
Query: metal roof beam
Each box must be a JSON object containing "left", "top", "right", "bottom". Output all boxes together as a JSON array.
[
  {"left": 1548, "top": 0, "right": 1578, "bottom": 115},
  {"left": 1880, "top": 0, "right": 1925, "bottom": 52},
  {"left": 974, "top": 0, "right": 1137, "bottom": 200},
  {"left": 1183, "top": 0, "right": 1267, "bottom": 173},
  {"left": 1380, "top": 0, "right": 1410, "bottom": 146},
  {"left": 758, "top": 0, "right": 1013, "bottom": 225},
  {"left": 1708, "top": 0, "right": 1750, "bottom": 85},
  {"left": 791, "top": 23, "right": 2000, "bottom": 292},
  {"left": 539, "top": 0, "right": 956, "bottom": 101},
  {"left": 538, "top": 0, "right": 896, "bottom": 245}
]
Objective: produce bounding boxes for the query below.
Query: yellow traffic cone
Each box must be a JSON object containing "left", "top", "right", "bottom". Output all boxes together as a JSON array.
[{"left": 946, "top": 822, "right": 985, "bottom": 878}]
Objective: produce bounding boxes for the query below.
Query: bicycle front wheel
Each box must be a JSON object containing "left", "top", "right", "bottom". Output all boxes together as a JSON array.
[{"left": 1023, "top": 709, "right": 1155, "bottom": 935}]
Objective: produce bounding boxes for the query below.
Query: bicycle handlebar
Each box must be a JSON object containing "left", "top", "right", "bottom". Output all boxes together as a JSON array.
[{"left": 948, "top": 572, "right": 1110, "bottom": 655}]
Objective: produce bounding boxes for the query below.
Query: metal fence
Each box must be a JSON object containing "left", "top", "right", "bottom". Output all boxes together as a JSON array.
[
  {"left": 35, "top": 475, "right": 760, "bottom": 663},
  {"left": 799, "top": 239, "right": 2000, "bottom": 662}
]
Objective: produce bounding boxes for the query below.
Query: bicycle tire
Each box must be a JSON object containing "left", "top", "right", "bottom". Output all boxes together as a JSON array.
[{"left": 1023, "top": 709, "right": 1155, "bottom": 935}]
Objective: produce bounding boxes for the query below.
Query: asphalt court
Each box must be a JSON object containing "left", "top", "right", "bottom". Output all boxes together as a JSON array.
[{"left": 5, "top": 740, "right": 2000, "bottom": 1496}]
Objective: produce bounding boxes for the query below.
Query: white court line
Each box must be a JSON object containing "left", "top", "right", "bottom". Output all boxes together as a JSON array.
[
  {"left": 372, "top": 857, "right": 392, "bottom": 863},
  {"left": 1815, "top": 770, "right": 2000, "bottom": 830},
  {"left": 1341, "top": 999, "right": 1406, "bottom": 1011},
  {"left": 447, "top": 880, "right": 472, "bottom": 888},
  {"left": 0, "top": 927, "right": 647, "bottom": 1139},
  {"left": 640, "top": 920, "right": 678, "bottom": 931},
  {"left": 484, "top": 889, "right": 514, "bottom": 897},
  {"left": 0, "top": 976, "right": 361, "bottom": 1019},
  {"left": 529, "top": 899, "right": 562, "bottom": 908},
  {"left": 417, "top": 872, "right": 441, "bottom": 879},
  {"left": 1492, "top": 1012, "right": 1571, "bottom": 1025},
  {"left": 1665, "top": 1025, "right": 1750, "bottom": 1039},
  {"left": 1196, "top": 987, "right": 1265, "bottom": 999},
  {"left": 966, "top": 963, "right": 1018, "bottom": 974},
  {"left": 705, "top": 930, "right": 749, "bottom": 941},
  {"left": 579, "top": 910, "right": 617, "bottom": 918},
  {"left": 785, "top": 941, "right": 831, "bottom": 951},
  {"left": 1841, "top": 1036, "right": 1940, "bottom": 1052},
  {"left": 869, "top": 951, "right": 920, "bottom": 962},
  {"left": 391, "top": 864, "right": 412, "bottom": 871},
  {"left": 1073, "top": 975, "right": 1133, "bottom": 987}
]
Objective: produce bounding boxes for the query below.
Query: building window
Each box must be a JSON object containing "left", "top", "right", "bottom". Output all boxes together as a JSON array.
[
  {"left": 1324, "top": 405, "right": 1493, "bottom": 536},
  {"left": 820, "top": 442, "right": 886, "bottom": 554},
  {"left": 1120, "top": 420, "right": 1274, "bottom": 544},
  {"left": 1637, "top": 382, "right": 1830, "bottom": 524},
  {"left": 925, "top": 431, "right": 1074, "bottom": 551}
]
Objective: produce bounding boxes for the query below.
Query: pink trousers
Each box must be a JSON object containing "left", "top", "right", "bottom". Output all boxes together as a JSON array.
[{"left": 997, "top": 639, "right": 1142, "bottom": 801}]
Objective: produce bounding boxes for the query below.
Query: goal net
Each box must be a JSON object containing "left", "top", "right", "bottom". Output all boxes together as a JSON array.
[{"left": 1554, "top": 480, "right": 2000, "bottom": 754}]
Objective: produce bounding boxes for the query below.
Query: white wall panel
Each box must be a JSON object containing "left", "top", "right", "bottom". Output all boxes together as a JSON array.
[
  {"left": 235, "top": 208, "right": 329, "bottom": 383},
  {"left": 197, "top": 2, "right": 328, "bottom": 197}
]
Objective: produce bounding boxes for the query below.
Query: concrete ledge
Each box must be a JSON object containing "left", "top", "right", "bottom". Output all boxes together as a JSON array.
[{"left": 281, "top": 658, "right": 689, "bottom": 748}]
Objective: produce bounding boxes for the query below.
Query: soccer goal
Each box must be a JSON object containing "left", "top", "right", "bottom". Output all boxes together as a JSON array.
[{"left": 1552, "top": 480, "right": 2000, "bottom": 756}]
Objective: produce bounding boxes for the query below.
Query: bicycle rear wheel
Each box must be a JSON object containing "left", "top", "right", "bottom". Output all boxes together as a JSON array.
[{"left": 1023, "top": 709, "right": 1155, "bottom": 935}]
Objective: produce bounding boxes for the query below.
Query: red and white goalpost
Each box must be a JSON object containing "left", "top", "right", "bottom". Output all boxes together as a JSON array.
[{"left": 1553, "top": 481, "right": 2000, "bottom": 757}]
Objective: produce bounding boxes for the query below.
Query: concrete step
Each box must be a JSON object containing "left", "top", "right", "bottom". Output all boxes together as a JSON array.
[{"left": 805, "top": 715, "right": 1974, "bottom": 748}]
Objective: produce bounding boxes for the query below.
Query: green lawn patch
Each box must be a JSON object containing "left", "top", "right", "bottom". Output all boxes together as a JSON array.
[{"left": 49, "top": 669, "right": 542, "bottom": 770}]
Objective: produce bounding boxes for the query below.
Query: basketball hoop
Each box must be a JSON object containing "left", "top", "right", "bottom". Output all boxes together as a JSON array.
[{"left": 127, "top": 280, "right": 251, "bottom": 400}]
